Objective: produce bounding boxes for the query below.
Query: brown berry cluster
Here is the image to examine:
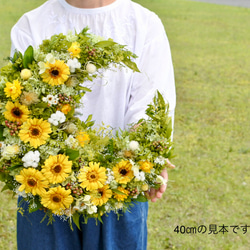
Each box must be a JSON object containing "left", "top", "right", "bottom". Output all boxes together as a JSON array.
[
  {"left": 65, "top": 182, "right": 84, "bottom": 196},
  {"left": 151, "top": 140, "right": 168, "bottom": 152},
  {"left": 5, "top": 120, "right": 22, "bottom": 136}
]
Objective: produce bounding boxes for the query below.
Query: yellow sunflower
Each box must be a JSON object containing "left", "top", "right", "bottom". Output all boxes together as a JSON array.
[
  {"left": 78, "top": 162, "right": 107, "bottom": 191},
  {"left": 68, "top": 42, "right": 81, "bottom": 58},
  {"left": 15, "top": 168, "right": 49, "bottom": 196},
  {"left": 41, "top": 186, "right": 73, "bottom": 214},
  {"left": 41, "top": 154, "right": 72, "bottom": 184},
  {"left": 113, "top": 160, "right": 134, "bottom": 184},
  {"left": 90, "top": 185, "right": 112, "bottom": 206},
  {"left": 41, "top": 60, "right": 70, "bottom": 86},
  {"left": 113, "top": 186, "right": 130, "bottom": 202},
  {"left": 4, "top": 101, "right": 30, "bottom": 123},
  {"left": 19, "top": 118, "right": 52, "bottom": 148},
  {"left": 139, "top": 160, "right": 154, "bottom": 173},
  {"left": 4, "top": 79, "right": 23, "bottom": 100},
  {"left": 76, "top": 131, "right": 90, "bottom": 147}
]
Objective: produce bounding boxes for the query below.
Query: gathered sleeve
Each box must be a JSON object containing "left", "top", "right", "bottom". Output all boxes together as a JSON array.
[{"left": 124, "top": 14, "right": 176, "bottom": 131}]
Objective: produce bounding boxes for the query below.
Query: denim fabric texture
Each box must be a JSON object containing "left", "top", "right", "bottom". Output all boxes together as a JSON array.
[{"left": 17, "top": 197, "right": 148, "bottom": 250}]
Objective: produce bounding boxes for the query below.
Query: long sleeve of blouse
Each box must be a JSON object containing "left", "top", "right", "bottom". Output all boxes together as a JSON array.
[{"left": 10, "top": 0, "right": 176, "bottom": 131}]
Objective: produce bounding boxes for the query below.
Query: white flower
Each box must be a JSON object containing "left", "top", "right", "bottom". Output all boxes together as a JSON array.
[
  {"left": 131, "top": 163, "right": 140, "bottom": 176},
  {"left": 48, "top": 111, "right": 66, "bottom": 126},
  {"left": 38, "top": 61, "right": 47, "bottom": 74},
  {"left": 86, "top": 63, "right": 96, "bottom": 74},
  {"left": 45, "top": 53, "right": 56, "bottom": 64},
  {"left": 22, "top": 150, "right": 40, "bottom": 168},
  {"left": 115, "top": 202, "right": 123, "bottom": 210},
  {"left": 156, "top": 175, "right": 167, "bottom": 185},
  {"left": 66, "top": 31, "right": 78, "bottom": 42},
  {"left": 67, "top": 58, "right": 81, "bottom": 73},
  {"left": 154, "top": 156, "right": 167, "bottom": 165},
  {"left": 105, "top": 168, "right": 115, "bottom": 184},
  {"left": 87, "top": 205, "right": 97, "bottom": 214},
  {"left": 65, "top": 135, "right": 78, "bottom": 148},
  {"left": 42, "top": 94, "right": 59, "bottom": 105},
  {"left": 134, "top": 171, "right": 145, "bottom": 182},
  {"left": 65, "top": 123, "right": 78, "bottom": 134},
  {"left": 82, "top": 195, "right": 92, "bottom": 206},
  {"left": 2, "top": 145, "right": 20, "bottom": 160},
  {"left": 15, "top": 186, "right": 28, "bottom": 198},
  {"left": 129, "top": 140, "right": 139, "bottom": 151}
]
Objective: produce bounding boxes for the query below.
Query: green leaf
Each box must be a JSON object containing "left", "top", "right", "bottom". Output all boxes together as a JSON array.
[
  {"left": 1, "top": 184, "right": 13, "bottom": 192},
  {"left": 23, "top": 46, "right": 34, "bottom": 68},
  {"left": 112, "top": 189, "right": 126, "bottom": 195},
  {"left": 134, "top": 194, "right": 148, "bottom": 202},
  {"left": 73, "top": 213, "right": 81, "bottom": 230},
  {"left": 65, "top": 148, "right": 80, "bottom": 160},
  {"left": 7, "top": 164, "right": 23, "bottom": 171},
  {"left": 94, "top": 40, "right": 117, "bottom": 48},
  {"left": 0, "top": 125, "right": 5, "bottom": 140},
  {"left": 122, "top": 59, "right": 140, "bottom": 72},
  {"left": 29, "top": 199, "right": 43, "bottom": 213}
]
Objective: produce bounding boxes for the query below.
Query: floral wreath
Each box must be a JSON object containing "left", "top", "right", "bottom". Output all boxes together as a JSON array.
[{"left": 0, "top": 28, "right": 174, "bottom": 228}]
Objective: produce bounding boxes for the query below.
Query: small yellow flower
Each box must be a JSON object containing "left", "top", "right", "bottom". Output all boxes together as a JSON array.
[
  {"left": 4, "top": 79, "right": 23, "bottom": 100},
  {"left": 139, "top": 161, "right": 154, "bottom": 173},
  {"left": 19, "top": 118, "right": 52, "bottom": 148},
  {"left": 4, "top": 101, "right": 30, "bottom": 123},
  {"left": 113, "top": 160, "right": 134, "bottom": 184},
  {"left": 76, "top": 131, "right": 90, "bottom": 147},
  {"left": 41, "top": 154, "right": 72, "bottom": 184},
  {"left": 78, "top": 162, "right": 107, "bottom": 191},
  {"left": 113, "top": 186, "right": 129, "bottom": 202},
  {"left": 15, "top": 168, "right": 49, "bottom": 196},
  {"left": 68, "top": 42, "right": 81, "bottom": 58},
  {"left": 41, "top": 60, "right": 70, "bottom": 86},
  {"left": 20, "top": 69, "right": 32, "bottom": 80},
  {"left": 61, "top": 104, "right": 72, "bottom": 114},
  {"left": 41, "top": 186, "right": 73, "bottom": 214},
  {"left": 90, "top": 185, "right": 112, "bottom": 206}
]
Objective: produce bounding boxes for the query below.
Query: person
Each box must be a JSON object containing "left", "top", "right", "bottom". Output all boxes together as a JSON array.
[{"left": 11, "top": 0, "right": 176, "bottom": 249}]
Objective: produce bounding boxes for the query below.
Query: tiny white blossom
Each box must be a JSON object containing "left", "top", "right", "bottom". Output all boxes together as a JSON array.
[
  {"left": 67, "top": 58, "right": 81, "bottom": 73},
  {"left": 154, "top": 156, "right": 166, "bottom": 165},
  {"left": 15, "top": 186, "right": 28, "bottom": 198},
  {"left": 22, "top": 150, "right": 40, "bottom": 168}
]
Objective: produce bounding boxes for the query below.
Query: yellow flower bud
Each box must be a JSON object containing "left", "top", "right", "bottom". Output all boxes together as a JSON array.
[
  {"left": 20, "top": 69, "right": 32, "bottom": 80},
  {"left": 141, "top": 184, "right": 149, "bottom": 191}
]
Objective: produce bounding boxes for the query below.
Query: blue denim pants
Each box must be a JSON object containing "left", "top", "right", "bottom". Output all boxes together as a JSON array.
[{"left": 17, "top": 198, "right": 148, "bottom": 250}]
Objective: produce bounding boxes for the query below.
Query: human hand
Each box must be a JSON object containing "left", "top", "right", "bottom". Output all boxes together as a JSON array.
[{"left": 147, "top": 159, "right": 175, "bottom": 202}]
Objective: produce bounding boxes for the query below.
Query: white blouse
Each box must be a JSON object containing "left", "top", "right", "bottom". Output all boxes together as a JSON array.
[{"left": 11, "top": 0, "right": 176, "bottom": 131}]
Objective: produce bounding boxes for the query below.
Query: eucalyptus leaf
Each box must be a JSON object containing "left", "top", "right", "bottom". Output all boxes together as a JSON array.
[
  {"left": 94, "top": 40, "right": 117, "bottom": 48},
  {"left": 65, "top": 148, "right": 80, "bottom": 160},
  {"left": 23, "top": 46, "right": 34, "bottom": 68}
]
